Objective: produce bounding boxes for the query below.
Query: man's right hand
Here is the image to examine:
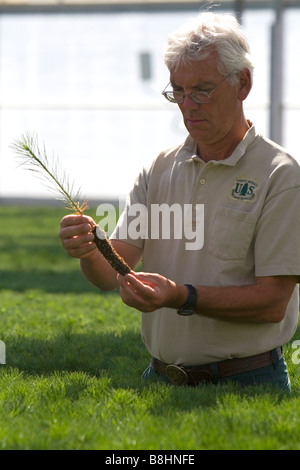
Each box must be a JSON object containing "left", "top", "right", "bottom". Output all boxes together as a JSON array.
[
  {"left": 59, "top": 214, "right": 97, "bottom": 259},
  {"left": 59, "top": 213, "right": 143, "bottom": 291}
]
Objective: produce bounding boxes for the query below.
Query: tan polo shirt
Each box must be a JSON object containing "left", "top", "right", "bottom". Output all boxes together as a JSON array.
[{"left": 111, "top": 125, "right": 300, "bottom": 365}]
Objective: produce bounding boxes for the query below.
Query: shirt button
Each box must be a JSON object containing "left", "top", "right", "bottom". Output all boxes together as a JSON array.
[{"left": 200, "top": 179, "right": 206, "bottom": 184}]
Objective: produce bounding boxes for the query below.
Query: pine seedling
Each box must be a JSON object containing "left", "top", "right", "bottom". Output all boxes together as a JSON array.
[{"left": 11, "top": 132, "right": 130, "bottom": 276}]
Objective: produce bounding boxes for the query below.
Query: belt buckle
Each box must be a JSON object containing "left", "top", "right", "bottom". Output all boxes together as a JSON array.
[{"left": 166, "top": 365, "right": 189, "bottom": 386}]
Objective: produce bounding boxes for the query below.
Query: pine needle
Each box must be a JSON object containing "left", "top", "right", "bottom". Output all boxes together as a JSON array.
[
  {"left": 10, "top": 132, "right": 131, "bottom": 275},
  {"left": 11, "top": 132, "right": 88, "bottom": 214}
]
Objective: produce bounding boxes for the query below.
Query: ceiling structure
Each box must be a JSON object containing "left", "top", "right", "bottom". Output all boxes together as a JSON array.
[
  {"left": 0, "top": 0, "right": 298, "bottom": 10},
  {"left": 0, "top": 0, "right": 296, "bottom": 144}
]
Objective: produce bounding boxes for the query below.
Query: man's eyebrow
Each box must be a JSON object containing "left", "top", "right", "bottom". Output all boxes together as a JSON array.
[{"left": 170, "top": 80, "right": 182, "bottom": 89}]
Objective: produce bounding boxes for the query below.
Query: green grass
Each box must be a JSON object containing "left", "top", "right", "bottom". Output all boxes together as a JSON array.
[{"left": 0, "top": 204, "right": 300, "bottom": 450}]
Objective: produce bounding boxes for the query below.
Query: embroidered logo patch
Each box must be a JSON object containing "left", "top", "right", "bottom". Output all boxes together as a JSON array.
[{"left": 230, "top": 177, "right": 259, "bottom": 202}]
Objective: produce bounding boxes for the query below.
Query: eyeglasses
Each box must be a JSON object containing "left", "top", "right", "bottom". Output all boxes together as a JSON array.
[{"left": 162, "top": 73, "right": 233, "bottom": 104}]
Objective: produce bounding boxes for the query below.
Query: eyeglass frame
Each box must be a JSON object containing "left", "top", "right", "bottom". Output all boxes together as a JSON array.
[{"left": 161, "top": 73, "right": 234, "bottom": 104}]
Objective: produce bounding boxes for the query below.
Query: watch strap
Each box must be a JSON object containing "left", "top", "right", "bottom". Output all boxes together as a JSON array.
[{"left": 177, "top": 284, "right": 198, "bottom": 316}]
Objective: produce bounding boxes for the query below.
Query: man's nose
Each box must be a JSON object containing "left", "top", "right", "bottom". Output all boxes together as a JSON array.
[{"left": 181, "top": 94, "right": 201, "bottom": 110}]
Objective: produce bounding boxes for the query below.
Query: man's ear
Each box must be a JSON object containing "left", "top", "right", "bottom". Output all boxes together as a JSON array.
[{"left": 238, "top": 68, "right": 252, "bottom": 101}]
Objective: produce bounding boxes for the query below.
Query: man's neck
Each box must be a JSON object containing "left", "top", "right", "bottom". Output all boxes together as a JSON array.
[{"left": 197, "top": 119, "right": 251, "bottom": 163}]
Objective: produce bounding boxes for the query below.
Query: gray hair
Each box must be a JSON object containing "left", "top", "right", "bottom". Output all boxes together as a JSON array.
[{"left": 164, "top": 12, "right": 254, "bottom": 85}]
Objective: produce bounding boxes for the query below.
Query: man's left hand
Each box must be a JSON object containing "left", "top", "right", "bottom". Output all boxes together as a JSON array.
[{"left": 117, "top": 272, "right": 186, "bottom": 313}]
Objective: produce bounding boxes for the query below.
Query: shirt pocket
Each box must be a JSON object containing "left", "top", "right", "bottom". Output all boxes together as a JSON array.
[{"left": 208, "top": 207, "right": 257, "bottom": 260}]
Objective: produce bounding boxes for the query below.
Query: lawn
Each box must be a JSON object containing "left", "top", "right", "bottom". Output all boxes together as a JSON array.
[{"left": 0, "top": 204, "right": 300, "bottom": 450}]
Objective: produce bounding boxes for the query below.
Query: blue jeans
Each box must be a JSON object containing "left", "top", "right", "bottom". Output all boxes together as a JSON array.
[{"left": 142, "top": 352, "right": 291, "bottom": 392}]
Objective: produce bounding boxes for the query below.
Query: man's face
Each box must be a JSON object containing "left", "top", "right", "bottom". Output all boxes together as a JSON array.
[{"left": 169, "top": 51, "right": 245, "bottom": 148}]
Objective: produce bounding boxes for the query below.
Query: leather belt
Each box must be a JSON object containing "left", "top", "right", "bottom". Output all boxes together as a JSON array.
[{"left": 151, "top": 347, "right": 283, "bottom": 386}]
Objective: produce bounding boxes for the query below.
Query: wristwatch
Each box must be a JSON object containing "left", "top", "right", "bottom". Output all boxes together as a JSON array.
[{"left": 177, "top": 284, "right": 198, "bottom": 316}]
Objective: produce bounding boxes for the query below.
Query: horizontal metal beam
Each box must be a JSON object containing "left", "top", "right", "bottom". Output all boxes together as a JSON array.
[
  {"left": 0, "top": 1, "right": 299, "bottom": 14},
  {"left": 0, "top": 0, "right": 300, "bottom": 6}
]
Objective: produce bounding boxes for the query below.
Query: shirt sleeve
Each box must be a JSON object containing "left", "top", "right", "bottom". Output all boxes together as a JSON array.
[
  {"left": 254, "top": 185, "right": 300, "bottom": 277},
  {"left": 110, "top": 166, "right": 149, "bottom": 249}
]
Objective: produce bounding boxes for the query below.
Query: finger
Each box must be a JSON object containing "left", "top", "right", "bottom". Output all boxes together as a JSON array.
[
  {"left": 60, "top": 214, "right": 95, "bottom": 229},
  {"left": 124, "top": 273, "right": 156, "bottom": 297},
  {"left": 68, "top": 243, "right": 97, "bottom": 259},
  {"left": 117, "top": 274, "right": 139, "bottom": 294},
  {"left": 117, "top": 273, "right": 127, "bottom": 286},
  {"left": 62, "top": 231, "right": 95, "bottom": 250},
  {"left": 60, "top": 222, "right": 93, "bottom": 241},
  {"left": 126, "top": 272, "right": 156, "bottom": 288}
]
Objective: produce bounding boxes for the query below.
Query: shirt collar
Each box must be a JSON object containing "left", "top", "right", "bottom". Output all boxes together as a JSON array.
[{"left": 175, "top": 123, "right": 257, "bottom": 166}]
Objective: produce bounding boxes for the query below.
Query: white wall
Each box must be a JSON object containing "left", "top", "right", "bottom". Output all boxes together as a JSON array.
[{"left": 0, "top": 9, "right": 298, "bottom": 201}]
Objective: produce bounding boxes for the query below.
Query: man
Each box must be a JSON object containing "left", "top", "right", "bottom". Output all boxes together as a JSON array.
[{"left": 59, "top": 12, "right": 300, "bottom": 390}]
